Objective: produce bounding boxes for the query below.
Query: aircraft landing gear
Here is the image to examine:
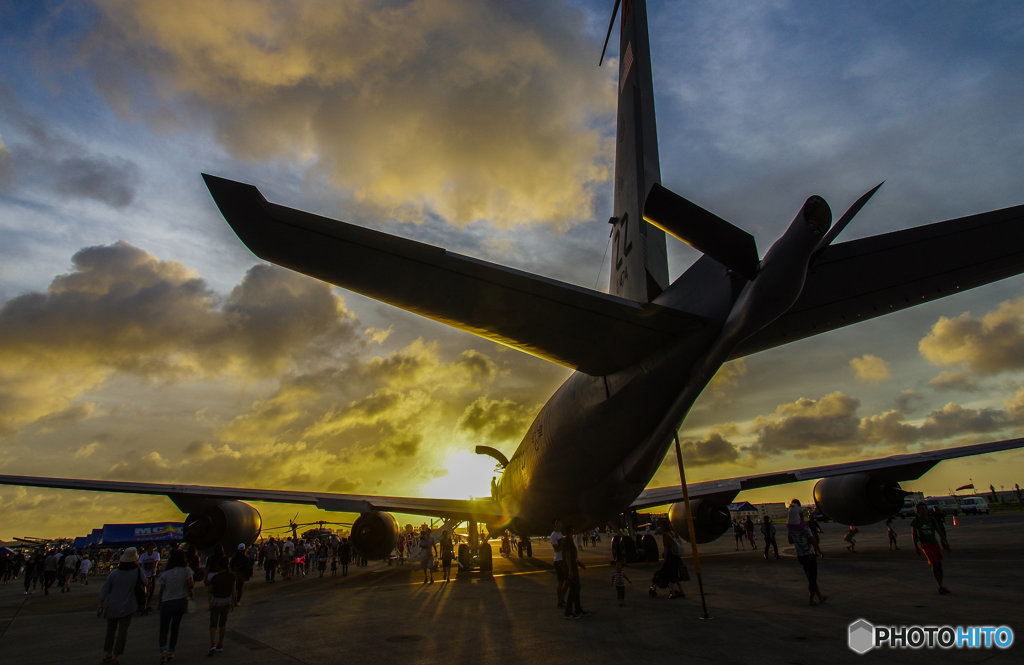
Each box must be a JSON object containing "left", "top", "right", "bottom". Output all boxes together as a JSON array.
[{"left": 456, "top": 520, "right": 492, "bottom": 576}]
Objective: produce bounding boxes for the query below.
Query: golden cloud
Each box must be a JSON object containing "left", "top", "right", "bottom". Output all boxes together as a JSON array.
[
  {"left": 751, "top": 391, "right": 862, "bottom": 455},
  {"left": 457, "top": 396, "right": 538, "bottom": 444},
  {"left": 89, "top": 0, "right": 614, "bottom": 228},
  {"left": 0, "top": 242, "right": 359, "bottom": 434},
  {"left": 849, "top": 353, "right": 890, "bottom": 383},
  {"left": 679, "top": 431, "right": 742, "bottom": 467},
  {"left": 919, "top": 297, "right": 1024, "bottom": 374}
]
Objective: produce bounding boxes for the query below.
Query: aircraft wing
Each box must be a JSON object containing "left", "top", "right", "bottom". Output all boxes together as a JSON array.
[
  {"left": 629, "top": 437, "right": 1024, "bottom": 509},
  {"left": 730, "top": 204, "right": 1024, "bottom": 358},
  {"left": 204, "top": 174, "right": 705, "bottom": 376},
  {"left": 0, "top": 474, "right": 504, "bottom": 522}
]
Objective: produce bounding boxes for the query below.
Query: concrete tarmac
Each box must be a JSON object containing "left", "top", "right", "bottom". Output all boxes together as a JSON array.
[{"left": 1, "top": 511, "right": 1021, "bottom": 664}]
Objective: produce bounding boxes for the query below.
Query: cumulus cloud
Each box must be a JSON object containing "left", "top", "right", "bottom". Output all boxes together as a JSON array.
[
  {"left": 862, "top": 402, "right": 1021, "bottom": 445},
  {"left": 705, "top": 359, "right": 747, "bottom": 400},
  {"left": 200, "top": 335, "right": 519, "bottom": 494},
  {"left": 928, "top": 370, "right": 978, "bottom": 393},
  {"left": 894, "top": 389, "right": 925, "bottom": 414},
  {"left": 679, "top": 431, "right": 741, "bottom": 467},
  {"left": 750, "top": 392, "right": 862, "bottom": 456},
  {"left": 0, "top": 242, "right": 358, "bottom": 433},
  {"left": 850, "top": 354, "right": 890, "bottom": 382},
  {"left": 457, "top": 396, "right": 538, "bottom": 444},
  {"left": 860, "top": 409, "right": 922, "bottom": 445},
  {"left": 87, "top": 0, "right": 613, "bottom": 228},
  {"left": 919, "top": 298, "right": 1024, "bottom": 374}
]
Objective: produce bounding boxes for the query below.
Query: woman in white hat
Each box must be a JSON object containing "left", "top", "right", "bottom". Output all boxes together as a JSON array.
[{"left": 97, "top": 547, "right": 146, "bottom": 664}]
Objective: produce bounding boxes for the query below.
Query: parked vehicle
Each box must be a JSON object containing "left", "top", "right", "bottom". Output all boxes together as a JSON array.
[
  {"left": 925, "top": 496, "right": 960, "bottom": 516},
  {"left": 959, "top": 496, "right": 990, "bottom": 514},
  {"left": 897, "top": 498, "right": 918, "bottom": 518}
]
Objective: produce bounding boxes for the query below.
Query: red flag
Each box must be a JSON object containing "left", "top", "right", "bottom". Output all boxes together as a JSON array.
[{"left": 955, "top": 483, "right": 974, "bottom": 491}]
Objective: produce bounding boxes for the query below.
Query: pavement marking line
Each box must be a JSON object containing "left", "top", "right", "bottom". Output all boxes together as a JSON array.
[{"left": 0, "top": 594, "right": 31, "bottom": 643}]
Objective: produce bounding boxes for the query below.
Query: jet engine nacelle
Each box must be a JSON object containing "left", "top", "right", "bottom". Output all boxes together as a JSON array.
[
  {"left": 812, "top": 473, "right": 905, "bottom": 525},
  {"left": 668, "top": 499, "right": 732, "bottom": 544},
  {"left": 350, "top": 510, "right": 399, "bottom": 560},
  {"left": 184, "top": 500, "right": 262, "bottom": 552}
]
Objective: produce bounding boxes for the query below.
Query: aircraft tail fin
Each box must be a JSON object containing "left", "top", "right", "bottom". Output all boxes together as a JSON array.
[{"left": 608, "top": 0, "right": 669, "bottom": 302}]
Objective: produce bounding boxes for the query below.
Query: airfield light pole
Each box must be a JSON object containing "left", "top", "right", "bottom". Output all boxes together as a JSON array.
[{"left": 674, "top": 432, "right": 711, "bottom": 620}]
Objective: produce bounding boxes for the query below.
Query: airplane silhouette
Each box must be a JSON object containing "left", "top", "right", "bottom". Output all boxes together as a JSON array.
[{"left": 2, "top": 0, "right": 1023, "bottom": 563}]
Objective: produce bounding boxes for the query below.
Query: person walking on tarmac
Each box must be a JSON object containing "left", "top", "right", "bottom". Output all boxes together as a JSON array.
[
  {"left": 230, "top": 544, "right": 253, "bottom": 604},
  {"left": 761, "top": 515, "right": 781, "bottom": 559},
  {"left": 550, "top": 518, "right": 568, "bottom": 609},
  {"left": 912, "top": 502, "right": 951, "bottom": 595},
  {"left": 562, "top": 525, "right": 589, "bottom": 619}
]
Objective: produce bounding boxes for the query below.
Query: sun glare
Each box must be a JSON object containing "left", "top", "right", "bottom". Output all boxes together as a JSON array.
[{"left": 418, "top": 450, "right": 501, "bottom": 500}]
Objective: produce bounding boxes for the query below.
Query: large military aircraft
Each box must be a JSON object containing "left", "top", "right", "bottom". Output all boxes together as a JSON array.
[{"left": 3, "top": 0, "right": 1024, "bottom": 559}]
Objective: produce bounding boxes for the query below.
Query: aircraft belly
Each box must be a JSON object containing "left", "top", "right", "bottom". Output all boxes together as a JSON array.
[{"left": 506, "top": 332, "right": 718, "bottom": 534}]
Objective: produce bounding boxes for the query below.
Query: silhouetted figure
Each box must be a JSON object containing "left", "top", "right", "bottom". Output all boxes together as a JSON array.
[
  {"left": 98, "top": 547, "right": 145, "bottom": 663},
  {"left": 885, "top": 517, "right": 899, "bottom": 551},
  {"left": 761, "top": 515, "right": 780, "bottom": 559},
  {"left": 807, "top": 514, "right": 824, "bottom": 557},
  {"left": 789, "top": 521, "right": 826, "bottom": 605},
  {"left": 551, "top": 518, "right": 567, "bottom": 608},
  {"left": 912, "top": 501, "right": 951, "bottom": 594},
  {"left": 653, "top": 519, "right": 686, "bottom": 599},
  {"left": 844, "top": 525, "right": 858, "bottom": 552},
  {"left": 611, "top": 561, "right": 631, "bottom": 606},
  {"left": 562, "top": 525, "right": 588, "bottom": 618}
]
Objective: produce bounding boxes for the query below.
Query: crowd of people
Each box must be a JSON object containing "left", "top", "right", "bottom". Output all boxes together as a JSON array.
[{"left": 0, "top": 502, "right": 964, "bottom": 660}]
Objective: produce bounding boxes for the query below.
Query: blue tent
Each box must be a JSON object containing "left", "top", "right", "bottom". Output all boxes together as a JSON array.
[{"left": 99, "top": 522, "right": 185, "bottom": 546}]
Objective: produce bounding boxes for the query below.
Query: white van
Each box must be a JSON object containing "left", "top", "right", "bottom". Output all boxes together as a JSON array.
[{"left": 959, "top": 497, "right": 990, "bottom": 515}]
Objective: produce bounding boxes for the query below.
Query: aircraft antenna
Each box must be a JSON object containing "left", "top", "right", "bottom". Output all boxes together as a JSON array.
[
  {"left": 593, "top": 225, "right": 614, "bottom": 290},
  {"left": 598, "top": 0, "right": 622, "bottom": 66}
]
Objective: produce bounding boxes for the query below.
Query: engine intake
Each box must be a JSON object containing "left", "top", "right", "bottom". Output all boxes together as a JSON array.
[
  {"left": 184, "top": 500, "right": 262, "bottom": 552},
  {"left": 350, "top": 511, "right": 399, "bottom": 560},
  {"left": 813, "top": 473, "right": 905, "bottom": 525},
  {"left": 668, "top": 499, "right": 732, "bottom": 544}
]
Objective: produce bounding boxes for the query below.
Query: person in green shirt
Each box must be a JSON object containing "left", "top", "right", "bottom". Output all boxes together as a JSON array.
[{"left": 911, "top": 502, "right": 950, "bottom": 595}]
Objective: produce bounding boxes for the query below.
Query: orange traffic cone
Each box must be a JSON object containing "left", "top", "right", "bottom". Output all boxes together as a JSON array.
[{"left": 952, "top": 515, "right": 959, "bottom": 526}]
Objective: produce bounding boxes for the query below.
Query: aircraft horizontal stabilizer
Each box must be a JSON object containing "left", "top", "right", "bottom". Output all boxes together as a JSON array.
[
  {"left": 730, "top": 202, "right": 1024, "bottom": 358},
  {"left": 204, "top": 174, "right": 706, "bottom": 376},
  {"left": 643, "top": 183, "right": 760, "bottom": 280}
]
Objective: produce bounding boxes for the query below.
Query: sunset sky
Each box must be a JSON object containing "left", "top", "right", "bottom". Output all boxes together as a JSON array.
[{"left": 1, "top": 0, "right": 1023, "bottom": 541}]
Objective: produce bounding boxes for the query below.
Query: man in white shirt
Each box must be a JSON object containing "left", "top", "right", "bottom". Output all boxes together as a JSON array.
[
  {"left": 61, "top": 551, "right": 80, "bottom": 592},
  {"left": 550, "top": 519, "right": 567, "bottom": 608},
  {"left": 78, "top": 556, "right": 92, "bottom": 584},
  {"left": 138, "top": 543, "right": 161, "bottom": 613}
]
